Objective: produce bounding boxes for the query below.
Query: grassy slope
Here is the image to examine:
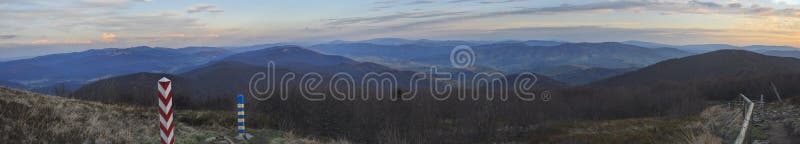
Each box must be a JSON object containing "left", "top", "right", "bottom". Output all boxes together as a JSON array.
[
  {"left": 523, "top": 105, "right": 751, "bottom": 144},
  {"left": 0, "top": 86, "right": 339, "bottom": 143},
  {"left": 1, "top": 85, "right": 763, "bottom": 143}
]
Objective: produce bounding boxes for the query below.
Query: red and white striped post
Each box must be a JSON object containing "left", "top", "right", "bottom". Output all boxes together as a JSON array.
[{"left": 158, "top": 77, "right": 175, "bottom": 144}]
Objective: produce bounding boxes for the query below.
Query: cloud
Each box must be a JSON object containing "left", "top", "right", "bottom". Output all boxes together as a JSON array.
[
  {"left": 370, "top": 0, "right": 438, "bottom": 11},
  {"left": 31, "top": 40, "right": 55, "bottom": 44},
  {"left": 103, "top": 33, "right": 117, "bottom": 41},
  {"left": 158, "top": 33, "right": 220, "bottom": 38},
  {"left": 0, "top": 35, "right": 16, "bottom": 40},
  {"left": 31, "top": 39, "right": 92, "bottom": 44},
  {"left": 449, "top": 0, "right": 527, "bottom": 4},
  {"left": 448, "top": 0, "right": 478, "bottom": 3},
  {"left": 314, "top": 0, "right": 800, "bottom": 47},
  {"left": 327, "top": 11, "right": 469, "bottom": 26},
  {"left": 335, "top": 0, "right": 800, "bottom": 30},
  {"left": 478, "top": 0, "right": 528, "bottom": 4},
  {"left": 85, "top": 12, "right": 207, "bottom": 33},
  {"left": 448, "top": 0, "right": 527, "bottom": 4},
  {"left": 187, "top": 4, "right": 224, "bottom": 13},
  {"left": 689, "top": 0, "right": 722, "bottom": 8},
  {"left": 0, "top": 0, "right": 213, "bottom": 44},
  {"left": 63, "top": 40, "right": 93, "bottom": 44},
  {"left": 406, "top": 0, "right": 435, "bottom": 5},
  {"left": 728, "top": 3, "right": 743, "bottom": 8}
]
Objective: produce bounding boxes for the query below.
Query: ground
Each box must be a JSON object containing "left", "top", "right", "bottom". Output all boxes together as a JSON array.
[
  {"left": 0, "top": 86, "right": 347, "bottom": 144},
  {"left": 752, "top": 100, "right": 800, "bottom": 144},
  {"left": 2, "top": 85, "right": 797, "bottom": 144}
]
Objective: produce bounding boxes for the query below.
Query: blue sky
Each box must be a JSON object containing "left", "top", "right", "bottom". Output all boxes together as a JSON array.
[{"left": 1, "top": 0, "right": 800, "bottom": 52}]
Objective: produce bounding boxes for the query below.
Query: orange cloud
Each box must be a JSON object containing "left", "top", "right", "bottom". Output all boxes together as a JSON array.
[
  {"left": 205, "top": 34, "right": 220, "bottom": 37},
  {"left": 63, "top": 40, "right": 93, "bottom": 44},
  {"left": 31, "top": 40, "right": 56, "bottom": 44},
  {"left": 102, "top": 33, "right": 117, "bottom": 41},
  {"left": 161, "top": 33, "right": 220, "bottom": 38},
  {"left": 163, "top": 34, "right": 188, "bottom": 38},
  {"left": 31, "top": 39, "right": 93, "bottom": 44}
]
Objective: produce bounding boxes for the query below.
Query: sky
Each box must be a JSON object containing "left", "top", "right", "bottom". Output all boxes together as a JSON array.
[{"left": 1, "top": 0, "right": 800, "bottom": 55}]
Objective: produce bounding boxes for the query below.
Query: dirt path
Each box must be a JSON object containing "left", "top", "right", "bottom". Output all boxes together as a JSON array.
[
  {"left": 754, "top": 102, "right": 800, "bottom": 144},
  {"left": 765, "top": 121, "right": 797, "bottom": 144}
]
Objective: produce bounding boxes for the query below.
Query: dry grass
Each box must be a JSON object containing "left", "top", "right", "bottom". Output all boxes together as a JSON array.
[
  {"left": 526, "top": 117, "right": 711, "bottom": 144},
  {"left": 524, "top": 105, "right": 741, "bottom": 144},
  {"left": 698, "top": 105, "right": 742, "bottom": 143},
  {"left": 0, "top": 87, "right": 347, "bottom": 143}
]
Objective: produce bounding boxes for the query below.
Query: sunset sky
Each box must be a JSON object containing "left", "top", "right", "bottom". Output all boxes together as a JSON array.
[{"left": 1, "top": 0, "right": 800, "bottom": 50}]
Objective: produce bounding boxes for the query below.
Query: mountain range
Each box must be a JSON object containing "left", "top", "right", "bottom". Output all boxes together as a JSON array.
[
  {"left": 7, "top": 38, "right": 800, "bottom": 143},
  {"left": 3, "top": 38, "right": 800, "bottom": 95},
  {"left": 70, "top": 45, "right": 565, "bottom": 108},
  {"left": 0, "top": 46, "right": 232, "bottom": 89},
  {"left": 623, "top": 40, "right": 799, "bottom": 53},
  {"left": 312, "top": 41, "right": 692, "bottom": 74},
  {"left": 593, "top": 49, "right": 800, "bottom": 87}
]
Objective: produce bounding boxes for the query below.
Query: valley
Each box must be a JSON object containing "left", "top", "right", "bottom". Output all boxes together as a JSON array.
[{"left": 3, "top": 38, "right": 800, "bottom": 143}]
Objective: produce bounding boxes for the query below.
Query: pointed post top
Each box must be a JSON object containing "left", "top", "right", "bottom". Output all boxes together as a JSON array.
[{"left": 159, "top": 77, "right": 171, "bottom": 82}]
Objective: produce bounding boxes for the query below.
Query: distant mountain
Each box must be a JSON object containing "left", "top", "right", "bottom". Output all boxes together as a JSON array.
[
  {"left": 0, "top": 44, "right": 92, "bottom": 61},
  {"left": 741, "top": 45, "right": 798, "bottom": 51},
  {"left": 226, "top": 43, "right": 308, "bottom": 53},
  {"left": 677, "top": 44, "right": 742, "bottom": 53},
  {"left": 177, "top": 46, "right": 234, "bottom": 55},
  {"left": 311, "top": 39, "right": 564, "bottom": 61},
  {"left": 72, "top": 60, "right": 299, "bottom": 109},
  {"left": 314, "top": 42, "right": 690, "bottom": 73},
  {"left": 593, "top": 50, "right": 800, "bottom": 87},
  {"left": 71, "top": 46, "right": 411, "bottom": 108},
  {"left": 72, "top": 46, "right": 567, "bottom": 108},
  {"left": 758, "top": 50, "right": 800, "bottom": 59},
  {"left": 0, "top": 80, "right": 24, "bottom": 89},
  {"left": 522, "top": 40, "right": 566, "bottom": 46},
  {"left": 494, "top": 40, "right": 565, "bottom": 46},
  {"left": 528, "top": 65, "right": 590, "bottom": 76},
  {"left": 676, "top": 44, "right": 797, "bottom": 53},
  {"left": 356, "top": 38, "right": 490, "bottom": 46},
  {"left": 0, "top": 56, "right": 36, "bottom": 62},
  {"left": 310, "top": 43, "right": 451, "bottom": 61},
  {"left": 226, "top": 45, "right": 358, "bottom": 67},
  {"left": 505, "top": 73, "right": 567, "bottom": 88},
  {"left": 623, "top": 41, "right": 799, "bottom": 53},
  {"left": 527, "top": 65, "right": 636, "bottom": 85},
  {"left": 622, "top": 40, "right": 675, "bottom": 48},
  {"left": 0, "top": 46, "right": 232, "bottom": 89},
  {"left": 441, "top": 42, "right": 691, "bottom": 72},
  {"left": 359, "top": 38, "right": 420, "bottom": 45},
  {"left": 212, "top": 45, "right": 489, "bottom": 88},
  {"left": 69, "top": 73, "right": 205, "bottom": 107}
]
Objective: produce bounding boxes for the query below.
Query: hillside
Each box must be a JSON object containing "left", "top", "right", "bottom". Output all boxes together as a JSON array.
[
  {"left": 311, "top": 41, "right": 690, "bottom": 74},
  {"left": 0, "top": 86, "right": 341, "bottom": 143},
  {"left": 68, "top": 73, "right": 208, "bottom": 109},
  {"left": 405, "top": 42, "right": 691, "bottom": 73},
  {"left": 550, "top": 67, "right": 636, "bottom": 85},
  {"left": 6, "top": 85, "right": 760, "bottom": 143},
  {"left": 759, "top": 50, "right": 800, "bottom": 59},
  {"left": 476, "top": 42, "right": 691, "bottom": 72},
  {"left": 225, "top": 45, "right": 357, "bottom": 67},
  {"left": 0, "top": 46, "right": 232, "bottom": 89},
  {"left": 594, "top": 50, "right": 800, "bottom": 87},
  {"left": 71, "top": 46, "right": 568, "bottom": 109}
]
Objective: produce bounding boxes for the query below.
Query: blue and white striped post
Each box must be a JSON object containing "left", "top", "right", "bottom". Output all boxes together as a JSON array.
[{"left": 236, "top": 94, "right": 246, "bottom": 138}]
